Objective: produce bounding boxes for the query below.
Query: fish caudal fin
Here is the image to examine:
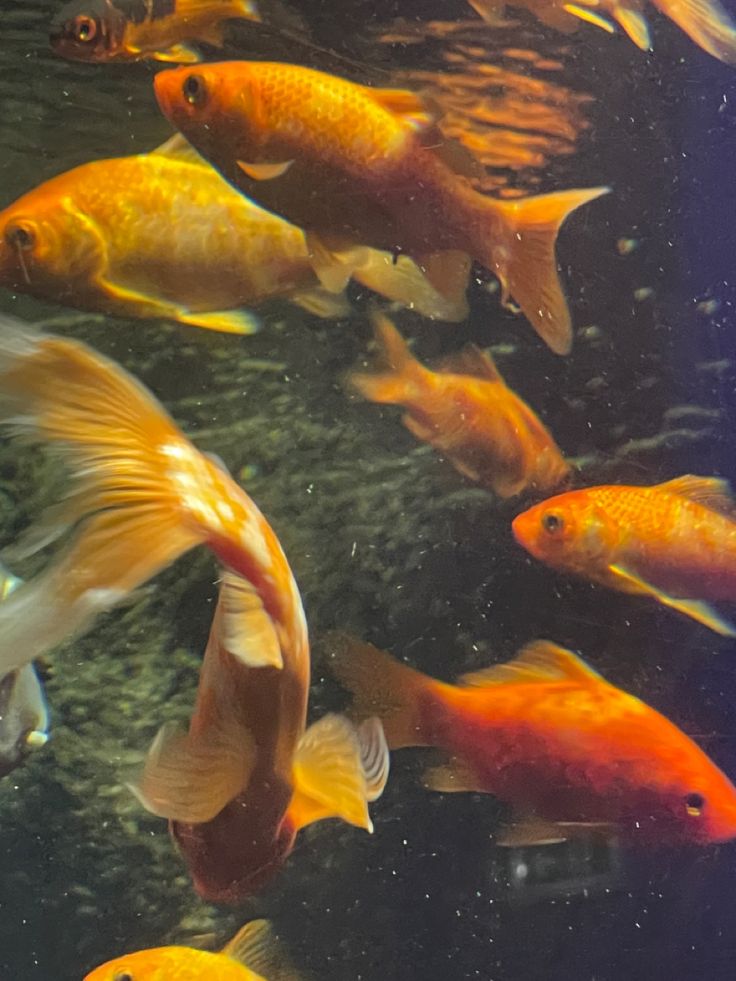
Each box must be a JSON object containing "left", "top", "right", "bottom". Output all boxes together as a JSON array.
[
  {"left": 347, "top": 312, "right": 426, "bottom": 406},
  {"left": 287, "top": 713, "right": 390, "bottom": 833},
  {"left": 652, "top": 0, "right": 736, "bottom": 61},
  {"left": 325, "top": 631, "right": 434, "bottom": 749},
  {"left": 490, "top": 187, "right": 609, "bottom": 355},
  {"left": 223, "top": 920, "right": 301, "bottom": 981},
  {"left": 129, "top": 714, "right": 255, "bottom": 823}
]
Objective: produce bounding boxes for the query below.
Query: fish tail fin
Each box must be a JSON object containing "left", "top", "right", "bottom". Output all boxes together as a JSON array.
[
  {"left": 325, "top": 631, "right": 434, "bottom": 749},
  {"left": 651, "top": 0, "right": 736, "bottom": 62},
  {"left": 348, "top": 312, "right": 426, "bottom": 405},
  {"left": 353, "top": 250, "right": 470, "bottom": 323},
  {"left": 286, "top": 713, "right": 390, "bottom": 833},
  {"left": 489, "top": 187, "right": 609, "bottom": 355}
]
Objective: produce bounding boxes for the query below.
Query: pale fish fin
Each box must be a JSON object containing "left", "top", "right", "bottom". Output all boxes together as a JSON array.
[
  {"left": 289, "top": 287, "right": 351, "bottom": 318},
  {"left": 651, "top": 0, "right": 736, "bottom": 62},
  {"left": 608, "top": 564, "right": 736, "bottom": 637},
  {"left": 222, "top": 920, "right": 300, "bottom": 981},
  {"left": 352, "top": 251, "right": 469, "bottom": 323},
  {"left": 305, "top": 235, "right": 367, "bottom": 294},
  {"left": 288, "top": 713, "right": 388, "bottom": 832},
  {"left": 151, "top": 134, "right": 207, "bottom": 166},
  {"left": 237, "top": 160, "right": 294, "bottom": 181},
  {"left": 436, "top": 343, "right": 504, "bottom": 383},
  {"left": 656, "top": 474, "right": 736, "bottom": 516},
  {"left": 491, "top": 187, "right": 610, "bottom": 355},
  {"left": 176, "top": 308, "right": 261, "bottom": 335},
  {"left": 466, "top": 0, "right": 516, "bottom": 26},
  {"left": 424, "top": 756, "right": 486, "bottom": 793},
  {"left": 153, "top": 43, "right": 202, "bottom": 63},
  {"left": 458, "top": 640, "right": 604, "bottom": 688},
  {"left": 358, "top": 717, "right": 391, "bottom": 802},
  {"left": 612, "top": 4, "right": 653, "bottom": 48},
  {"left": 365, "top": 86, "right": 435, "bottom": 131},
  {"left": 130, "top": 715, "right": 254, "bottom": 823},
  {"left": 232, "top": 0, "right": 262, "bottom": 22},
  {"left": 562, "top": 3, "right": 616, "bottom": 31},
  {"left": 218, "top": 570, "right": 283, "bottom": 669},
  {"left": 347, "top": 312, "right": 424, "bottom": 406}
]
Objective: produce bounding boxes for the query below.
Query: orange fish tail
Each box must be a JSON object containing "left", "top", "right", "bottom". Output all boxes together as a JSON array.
[
  {"left": 651, "top": 0, "right": 736, "bottom": 61},
  {"left": 489, "top": 187, "right": 609, "bottom": 355},
  {"left": 348, "top": 312, "right": 426, "bottom": 406},
  {"left": 325, "top": 631, "right": 433, "bottom": 749}
]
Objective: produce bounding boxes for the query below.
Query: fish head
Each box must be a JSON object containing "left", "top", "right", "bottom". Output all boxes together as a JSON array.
[
  {"left": 154, "top": 63, "right": 261, "bottom": 167},
  {"left": 49, "top": 0, "right": 126, "bottom": 63},
  {"left": 511, "top": 489, "right": 611, "bottom": 574},
  {"left": 84, "top": 948, "right": 184, "bottom": 980}
]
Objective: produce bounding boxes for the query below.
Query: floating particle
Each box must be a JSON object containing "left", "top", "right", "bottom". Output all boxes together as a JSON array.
[
  {"left": 617, "top": 237, "right": 640, "bottom": 256},
  {"left": 696, "top": 298, "right": 720, "bottom": 315},
  {"left": 634, "top": 287, "right": 654, "bottom": 302}
]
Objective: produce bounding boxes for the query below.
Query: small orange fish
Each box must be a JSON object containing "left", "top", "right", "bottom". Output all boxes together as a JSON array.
[
  {"left": 329, "top": 633, "right": 736, "bottom": 846},
  {"left": 0, "top": 137, "right": 465, "bottom": 335},
  {"left": 512, "top": 475, "right": 736, "bottom": 636},
  {"left": 469, "top": 0, "right": 736, "bottom": 63},
  {"left": 85, "top": 919, "right": 296, "bottom": 980},
  {"left": 153, "top": 61, "right": 609, "bottom": 355},
  {"left": 51, "top": 0, "right": 260, "bottom": 65},
  {"left": 349, "top": 312, "right": 570, "bottom": 497}
]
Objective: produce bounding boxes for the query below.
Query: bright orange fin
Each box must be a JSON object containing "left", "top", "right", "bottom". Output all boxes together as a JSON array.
[
  {"left": 491, "top": 187, "right": 610, "bottom": 355},
  {"left": 611, "top": 4, "right": 652, "bottom": 48},
  {"left": 651, "top": 0, "right": 736, "bottom": 62},
  {"left": 656, "top": 474, "right": 736, "bottom": 516},
  {"left": 458, "top": 640, "right": 605, "bottom": 688},
  {"left": 347, "top": 312, "right": 426, "bottom": 406}
]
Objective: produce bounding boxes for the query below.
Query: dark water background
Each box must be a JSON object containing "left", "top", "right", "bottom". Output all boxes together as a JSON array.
[{"left": 2, "top": 0, "right": 736, "bottom": 978}]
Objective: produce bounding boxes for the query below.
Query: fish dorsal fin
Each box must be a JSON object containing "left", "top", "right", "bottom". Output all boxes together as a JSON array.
[
  {"left": 217, "top": 570, "right": 283, "bottom": 670},
  {"left": 656, "top": 474, "right": 736, "bottom": 516},
  {"left": 367, "top": 86, "right": 435, "bottom": 131},
  {"left": 438, "top": 344, "right": 504, "bottom": 382},
  {"left": 151, "top": 134, "right": 208, "bottom": 167},
  {"left": 458, "top": 640, "right": 604, "bottom": 688},
  {"left": 222, "top": 919, "right": 299, "bottom": 981}
]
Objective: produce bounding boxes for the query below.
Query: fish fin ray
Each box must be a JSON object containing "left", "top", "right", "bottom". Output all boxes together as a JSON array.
[
  {"left": 459, "top": 640, "right": 604, "bottom": 688},
  {"left": 222, "top": 920, "right": 299, "bottom": 980},
  {"left": 651, "top": 0, "right": 736, "bottom": 62},
  {"left": 217, "top": 570, "right": 283, "bottom": 669},
  {"left": 656, "top": 474, "right": 736, "bottom": 515}
]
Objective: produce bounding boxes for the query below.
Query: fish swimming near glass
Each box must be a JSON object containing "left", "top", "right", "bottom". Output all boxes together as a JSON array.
[
  {"left": 348, "top": 312, "right": 570, "bottom": 497},
  {"left": 0, "top": 137, "right": 466, "bottom": 335},
  {"left": 329, "top": 633, "right": 736, "bottom": 846},
  {"left": 153, "top": 61, "right": 609, "bottom": 355},
  {"left": 132, "top": 571, "right": 389, "bottom": 901},
  {"left": 50, "top": 0, "right": 261, "bottom": 64},
  {"left": 512, "top": 475, "right": 736, "bottom": 636},
  {"left": 85, "top": 918, "right": 299, "bottom": 980}
]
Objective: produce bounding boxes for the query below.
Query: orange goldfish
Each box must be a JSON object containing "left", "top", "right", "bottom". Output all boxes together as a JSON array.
[
  {"left": 85, "top": 919, "right": 297, "bottom": 980},
  {"left": 153, "top": 61, "right": 609, "bottom": 355},
  {"left": 0, "top": 137, "right": 466, "bottom": 335},
  {"left": 469, "top": 0, "right": 736, "bottom": 64},
  {"left": 329, "top": 633, "right": 736, "bottom": 846},
  {"left": 512, "top": 475, "right": 736, "bottom": 636},
  {"left": 349, "top": 312, "right": 570, "bottom": 497},
  {"left": 51, "top": 0, "right": 260, "bottom": 64},
  {"left": 133, "top": 571, "right": 389, "bottom": 901}
]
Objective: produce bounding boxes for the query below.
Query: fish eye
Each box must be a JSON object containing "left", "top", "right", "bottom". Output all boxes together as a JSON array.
[
  {"left": 113, "top": 973, "right": 133, "bottom": 981},
  {"left": 685, "top": 792, "right": 706, "bottom": 816},
  {"left": 5, "top": 222, "right": 36, "bottom": 251},
  {"left": 72, "top": 14, "right": 98, "bottom": 42},
  {"left": 183, "top": 74, "right": 207, "bottom": 107},
  {"left": 541, "top": 511, "right": 564, "bottom": 535}
]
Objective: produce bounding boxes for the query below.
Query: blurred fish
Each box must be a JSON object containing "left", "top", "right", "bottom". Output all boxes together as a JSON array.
[
  {"left": 469, "top": 0, "right": 736, "bottom": 63},
  {"left": 329, "top": 633, "right": 736, "bottom": 846},
  {"left": 512, "top": 475, "right": 736, "bottom": 636},
  {"left": 349, "top": 312, "right": 570, "bottom": 497},
  {"left": 50, "top": 0, "right": 260, "bottom": 64},
  {"left": 0, "top": 564, "right": 49, "bottom": 778},
  {"left": 85, "top": 918, "right": 298, "bottom": 980},
  {"left": 153, "top": 61, "right": 608, "bottom": 355},
  {"left": 0, "top": 137, "right": 466, "bottom": 335},
  {"left": 132, "top": 570, "right": 388, "bottom": 901}
]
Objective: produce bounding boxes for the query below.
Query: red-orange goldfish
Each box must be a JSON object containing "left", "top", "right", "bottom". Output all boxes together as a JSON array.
[
  {"left": 133, "top": 571, "right": 389, "bottom": 901},
  {"left": 469, "top": 0, "right": 736, "bottom": 64},
  {"left": 512, "top": 475, "right": 736, "bottom": 636},
  {"left": 85, "top": 919, "right": 296, "bottom": 981},
  {"left": 349, "top": 312, "right": 570, "bottom": 497},
  {"left": 329, "top": 633, "right": 736, "bottom": 846},
  {"left": 154, "top": 61, "right": 609, "bottom": 355},
  {"left": 0, "top": 137, "right": 465, "bottom": 335},
  {"left": 51, "top": 0, "right": 260, "bottom": 64}
]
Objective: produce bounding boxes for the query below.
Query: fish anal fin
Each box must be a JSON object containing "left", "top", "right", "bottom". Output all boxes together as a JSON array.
[
  {"left": 217, "top": 570, "right": 283, "bottom": 669},
  {"left": 237, "top": 159, "right": 294, "bottom": 181},
  {"left": 417, "top": 251, "right": 472, "bottom": 310},
  {"left": 424, "top": 756, "right": 486, "bottom": 793},
  {"left": 222, "top": 919, "right": 300, "bottom": 981},
  {"left": 612, "top": 4, "right": 653, "bottom": 48},
  {"left": 608, "top": 563, "right": 736, "bottom": 636},
  {"left": 458, "top": 640, "right": 604, "bottom": 689},
  {"left": 656, "top": 474, "right": 736, "bottom": 516},
  {"left": 153, "top": 43, "right": 202, "bottom": 64}
]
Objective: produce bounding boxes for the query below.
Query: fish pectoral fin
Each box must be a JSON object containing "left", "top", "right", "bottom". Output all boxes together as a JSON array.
[
  {"left": 153, "top": 43, "right": 202, "bottom": 64},
  {"left": 222, "top": 920, "right": 299, "bottom": 980},
  {"left": 289, "top": 286, "right": 352, "bottom": 318},
  {"left": 288, "top": 714, "right": 389, "bottom": 833},
  {"left": 562, "top": 3, "right": 617, "bottom": 31},
  {"left": 217, "top": 570, "right": 283, "bottom": 669},
  {"left": 458, "top": 640, "right": 604, "bottom": 689},
  {"left": 497, "top": 818, "right": 614, "bottom": 847},
  {"left": 237, "top": 159, "right": 294, "bottom": 181},
  {"left": 128, "top": 717, "right": 254, "bottom": 824},
  {"left": 176, "top": 309, "right": 261, "bottom": 335},
  {"left": 608, "top": 564, "right": 736, "bottom": 636},
  {"left": 612, "top": 4, "right": 653, "bottom": 48},
  {"left": 423, "top": 757, "right": 487, "bottom": 793}
]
